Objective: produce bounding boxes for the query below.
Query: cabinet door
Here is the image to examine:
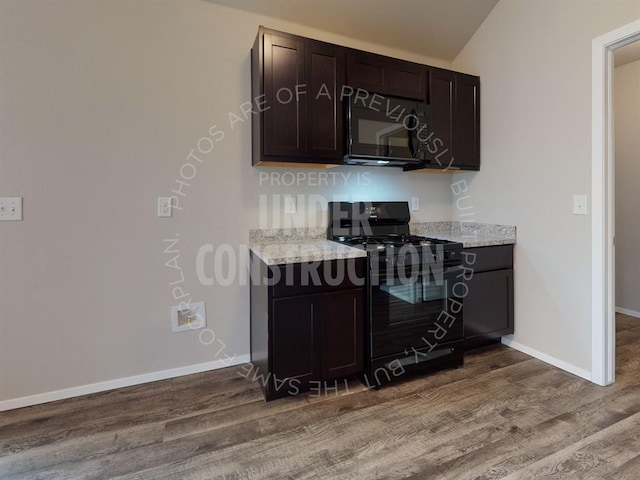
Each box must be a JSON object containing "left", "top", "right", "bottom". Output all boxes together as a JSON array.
[
  {"left": 429, "top": 68, "right": 455, "bottom": 168},
  {"left": 271, "top": 295, "right": 319, "bottom": 390},
  {"left": 320, "top": 289, "right": 364, "bottom": 379},
  {"left": 347, "top": 50, "right": 388, "bottom": 94},
  {"left": 464, "top": 269, "right": 514, "bottom": 347},
  {"left": 454, "top": 74, "right": 480, "bottom": 170},
  {"left": 306, "top": 40, "right": 345, "bottom": 160},
  {"left": 262, "top": 32, "right": 305, "bottom": 157},
  {"left": 388, "top": 60, "right": 427, "bottom": 101}
]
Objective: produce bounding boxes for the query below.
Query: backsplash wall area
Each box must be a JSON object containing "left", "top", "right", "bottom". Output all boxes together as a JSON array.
[{"left": 250, "top": 166, "right": 455, "bottom": 230}]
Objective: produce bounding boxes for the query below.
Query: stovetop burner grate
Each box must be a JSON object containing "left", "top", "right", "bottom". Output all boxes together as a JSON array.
[{"left": 334, "top": 234, "right": 446, "bottom": 248}]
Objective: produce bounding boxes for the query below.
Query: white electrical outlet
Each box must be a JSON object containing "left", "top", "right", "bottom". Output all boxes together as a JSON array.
[
  {"left": 411, "top": 197, "right": 420, "bottom": 211},
  {"left": 158, "top": 197, "right": 172, "bottom": 217},
  {"left": 573, "top": 194, "right": 588, "bottom": 215},
  {"left": 0, "top": 197, "right": 23, "bottom": 221},
  {"left": 171, "top": 301, "right": 206, "bottom": 332},
  {"left": 284, "top": 196, "right": 296, "bottom": 214}
]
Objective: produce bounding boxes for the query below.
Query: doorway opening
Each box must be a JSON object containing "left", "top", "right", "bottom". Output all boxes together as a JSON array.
[{"left": 591, "top": 19, "right": 640, "bottom": 386}]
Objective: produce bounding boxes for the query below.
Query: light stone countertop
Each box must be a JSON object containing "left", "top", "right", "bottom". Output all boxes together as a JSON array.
[
  {"left": 417, "top": 231, "right": 516, "bottom": 248},
  {"left": 248, "top": 222, "right": 515, "bottom": 265},
  {"left": 411, "top": 221, "right": 516, "bottom": 248},
  {"left": 249, "top": 240, "right": 366, "bottom": 266}
]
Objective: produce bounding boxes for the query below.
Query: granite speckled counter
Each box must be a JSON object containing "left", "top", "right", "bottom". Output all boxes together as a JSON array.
[
  {"left": 249, "top": 228, "right": 366, "bottom": 265},
  {"left": 249, "top": 222, "right": 515, "bottom": 264},
  {"left": 411, "top": 222, "right": 516, "bottom": 248}
]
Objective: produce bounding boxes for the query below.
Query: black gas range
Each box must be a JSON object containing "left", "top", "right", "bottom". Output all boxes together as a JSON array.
[
  {"left": 332, "top": 233, "right": 462, "bottom": 268},
  {"left": 328, "top": 201, "right": 464, "bottom": 387}
]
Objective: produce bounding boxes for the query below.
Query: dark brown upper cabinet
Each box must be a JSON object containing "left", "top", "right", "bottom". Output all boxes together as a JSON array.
[
  {"left": 306, "top": 39, "right": 345, "bottom": 160},
  {"left": 346, "top": 50, "right": 388, "bottom": 95},
  {"left": 251, "top": 26, "right": 480, "bottom": 171},
  {"left": 346, "top": 50, "right": 427, "bottom": 101},
  {"left": 388, "top": 59, "right": 428, "bottom": 101},
  {"left": 252, "top": 27, "right": 345, "bottom": 166},
  {"left": 428, "top": 68, "right": 480, "bottom": 171},
  {"left": 261, "top": 31, "right": 305, "bottom": 159},
  {"left": 454, "top": 73, "right": 481, "bottom": 171}
]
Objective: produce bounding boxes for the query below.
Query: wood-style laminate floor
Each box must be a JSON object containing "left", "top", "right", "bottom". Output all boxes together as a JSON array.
[{"left": 2, "top": 314, "right": 640, "bottom": 479}]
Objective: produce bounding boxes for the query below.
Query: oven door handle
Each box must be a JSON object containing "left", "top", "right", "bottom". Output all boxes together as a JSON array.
[
  {"left": 370, "top": 267, "right": 448, "bottom": 283},
  {"left": 443, "top": 265, "right": 464, "bottom": 276},
  {"left": 371, "top": 263, "right": 462, "bottom": 279}
]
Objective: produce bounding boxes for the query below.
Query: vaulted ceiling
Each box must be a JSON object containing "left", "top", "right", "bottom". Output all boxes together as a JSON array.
[{"left": 207, "top": 0, "right": 499, "bottom": 61}]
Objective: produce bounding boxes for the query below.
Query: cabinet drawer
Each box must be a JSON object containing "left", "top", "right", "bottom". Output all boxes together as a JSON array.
[
  {"left": 270, "top": 258, "right": 366, "bottom": 298},
  {"left": 463, "top": 245, "right": 513, "bottom": 272}
]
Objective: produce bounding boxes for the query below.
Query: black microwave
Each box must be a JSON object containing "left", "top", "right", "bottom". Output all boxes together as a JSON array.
[{"left": 344, "top": 95, "right": 433, "bottom": 167}]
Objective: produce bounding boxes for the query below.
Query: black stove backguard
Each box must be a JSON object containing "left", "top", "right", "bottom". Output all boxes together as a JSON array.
[
  {"left": 327, "top": 201, "right": 464, "bottom": 389},
  {"left": 327, "top": 201, "right": 412, "bottom": 239}
]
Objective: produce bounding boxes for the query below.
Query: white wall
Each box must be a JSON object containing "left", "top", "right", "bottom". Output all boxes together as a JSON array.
[
  {"left": 615, "top": 59, "right": 640, "bottom": 315},
  {"left": 452, "top": 0, "right": 640, "bottom": 375},
  {"left": 0, "top": 1, "right": 455, "bottom": 405}
]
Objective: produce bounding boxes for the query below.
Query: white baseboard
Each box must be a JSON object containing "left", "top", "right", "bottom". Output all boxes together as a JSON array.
[
  {"left": 615, "top": 306, "right": 640, "bottom": 318},
  {"left": 501, "top": 337, "right": 592, "bottom": 382},
  {"left": 0, "top": 354, "right": 251, "bottom": 412}
]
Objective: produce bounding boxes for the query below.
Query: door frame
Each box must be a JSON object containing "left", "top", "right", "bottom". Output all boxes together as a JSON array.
[{"left": 591, "top": 19, "right": 640, "bottom": 386}]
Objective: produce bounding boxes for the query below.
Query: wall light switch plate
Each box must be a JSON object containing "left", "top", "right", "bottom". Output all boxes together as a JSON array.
[
  {"left": 573, "top": 194, "right": 588, "bottom": 215},
  {"left": 284, "top": 196, "right": 296, "bottom": 214},
  {"left": 0, "top": 197, "right": 23, "bottom": 221},
  {"left": 158, "top": 197, "right": 172, "bottom": 217},
  {"left": 411, "top": 197, "right": 420, "bottom": 211},
  {"left": 171, "top": 301, "right": 206, "bottom": 332}
]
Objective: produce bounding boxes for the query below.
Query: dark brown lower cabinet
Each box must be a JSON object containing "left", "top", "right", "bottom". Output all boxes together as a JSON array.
[
  {"left": 463, "top": 245, "right": 514, "bottom": 349},
  {"left": 250, "top": 254, "right": 366, "bottom": 400},
  {"left": 321, "top": 289, "right": 364, "bottom": 379},
  {"left": 271, "top": 295, "right": 319, "bottom": 388}
]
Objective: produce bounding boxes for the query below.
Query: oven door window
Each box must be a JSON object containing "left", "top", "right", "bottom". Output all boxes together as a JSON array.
[{"left": 370, "top": 268, "right": 461, "bottom": 358}]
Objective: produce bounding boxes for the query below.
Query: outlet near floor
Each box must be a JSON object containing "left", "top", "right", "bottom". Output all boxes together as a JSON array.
[{"left": 171, "top": 301, "right": 206, "bottom": 332}]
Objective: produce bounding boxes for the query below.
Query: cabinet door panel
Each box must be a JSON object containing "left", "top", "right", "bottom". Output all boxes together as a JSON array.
[
  {"left": 388, "top": 60, "right": 427, "bottom": 101},
  {"left": 429, "top": 69, "right": 455, "bottom": 167},
  {"left": 321, "top": 289, "right": 364, "bottom": 379},
  {"left": 263, "top": 33, "right": 305, "bottom": 157},
  {"left": 271, "top": 296, "right": 319, "bottom": 384},
  {"left": 464, "top": 269, "right": 514, "bottom": 342},
  {"left": 306, "top": 40, "right": 345, "bottom": 159},
  {"left": 347, "top": 50, "right": 388, "bottom": 94},
  {"left": 455, "top": 74, "right": 480, "bottom": 170}
]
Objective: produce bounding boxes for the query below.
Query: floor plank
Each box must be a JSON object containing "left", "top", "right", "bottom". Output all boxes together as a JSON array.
[{"left": 1, "top": 314, "right": 639, "bottom": 479}]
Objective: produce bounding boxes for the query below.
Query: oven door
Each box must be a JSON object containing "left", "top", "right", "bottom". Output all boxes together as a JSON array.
[{"left": 369, "top": 264, "right": 464, "bottom": 359}]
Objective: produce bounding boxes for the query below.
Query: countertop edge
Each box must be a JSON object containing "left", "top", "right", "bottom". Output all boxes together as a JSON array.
[
  {"left": 420, "top": 232, "right": 516, "bottom": 248},
  {"left": 249, "top": 240, "right": 367, "bottom": 266}
]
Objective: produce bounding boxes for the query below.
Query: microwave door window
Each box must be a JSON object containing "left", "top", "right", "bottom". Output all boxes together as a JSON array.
[
  {"left": 357, "top": 119, "right": 408, "bottom": 157},
  {"left": 377, "top": 124, "right": 407, "bottom": 155}
]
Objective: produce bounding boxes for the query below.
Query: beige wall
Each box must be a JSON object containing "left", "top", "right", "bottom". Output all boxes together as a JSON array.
[
  {"left": 452, "top": 0, "right": 640, "bottom": 374},
  {"left": 0, "top": 1, "right": 455, "bottom": 404},
  {"left": 615, "top": 59, "right": 640, "bottom": 314}
]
